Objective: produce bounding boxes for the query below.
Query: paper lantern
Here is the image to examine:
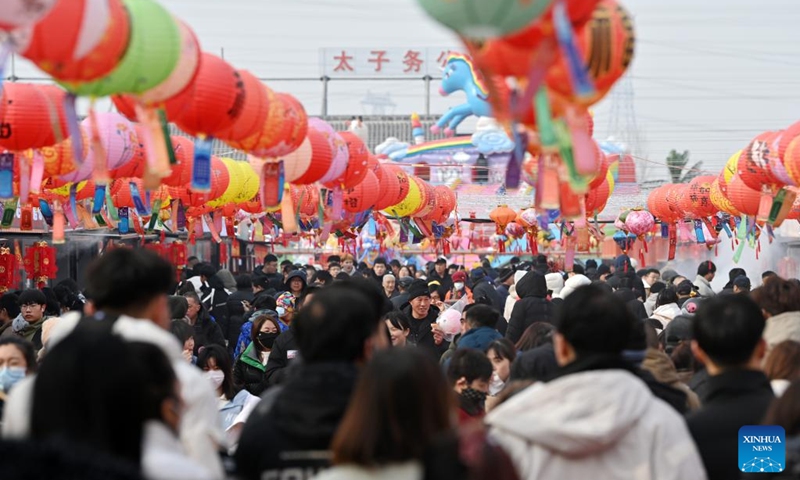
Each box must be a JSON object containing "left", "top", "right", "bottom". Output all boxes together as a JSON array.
[
  {"left": 416, "top": 0, "right": 553, "bottom": 38},
  {"left": 161, "top": 135, "right": 193, "bottom": 187},
  {"left": 207, "top": 158, "right": 244, "bottom": 208},
  {"left": 385, "top": 174, "right": 422, "bottom": 218},
  {"left": 227, "top": 85, "right": 280, "bottom": 156},
  {"left": 720, "top": 150, "right": 741, "bottom": 190},
  {"left": 0, "top": 83, "right": 68, "bottom": 150},
  {"left": 373, "top": 164, "right": 401, "bottom": 211},
  {"left": 686, "top": 175, "right": 718, "bottom": 218},
  {"left": 281, "top": 137, "right": 313, "bottom": 183},
  {"left": 109, "top": 125, "right": 146, "bottom": 178},
  {"left": 62, "top": 0, "right": 181, "bottom": 96},
  {"left": 16, "top": 0, "right": 131, "bottom": 83},
  {"left": 505, "top": 222, "right": 525, "bottom": 239},
  {"left": 42, "top": 129, "right": 89, "bottom": 177},
  {"left": 343, "top": 170, "right": 380, "bottom": 213},
  {"left": 625, "top": 210, "right": 654, "bottom": 236},
  {"left": 784, "top": 135, "right": 800, "bottom": 187},
  {"left": 309, "top": 119, "right": 349, "bottom": 184},
  {"left": 585, "top": 175, "right": 610, "bottom": 216},
  {"left": 0, "top": 0, "right": 59, "bottom": 31},
  {"left": 412, "top": 179, "right": 438, "bottom": 218},
  {"left": 739, "top": 131, "right": 782, "bottom": 191},
  {"left": 726, "top": 175, "right": 761, "bottom": 216},
  {"left": 433, "top": 185, "right": 457, "bottom": 222},
  {"left": 111, "top": 94, "right": 138, "bottom": 122},
  {"left": 547, "top": 0, "right": 635, "bottom": 107},
  {"left": 110, "top": 177, "right": 144, "bottom": 209},
  {"left": 60, "top": 112, "right": 138, "bottom": 183},
  {"left": 215, "top": 69, "right": 269, "bottom": 143},
  {"left": 766, "top": 131, "right": 794, "bottom": 186},
  {"left": 292, "top": 128, "right": 332, "bottom": 185},
  {"left": 137, "top": 20, "right": 201, "bottom": 105},
  {"left": 489, "top": 205, "right": 517, "bottom": 234},
  {"left": 710, "top": 179, "right": 739, "bottom": 216},
  {"left": 165, "top": 53, "right": 245, "bottom": 137},
  {"left": 328, "top": 131, "right": 369, "bottom": 189},
  {"left": 589, "top": 144, "right": 608, "bottom": 188},
  {"left": 265, "top": 94, "right": 308, "bottom": 158},
  {"left": 503, "top": 0, "right": 600, "bottom": 48},
  {"left": 383, "top": 165, "right": 411, "bottom": 206},
  {"left": 232, "top": 160, "right": 259, "bottom": 204}
]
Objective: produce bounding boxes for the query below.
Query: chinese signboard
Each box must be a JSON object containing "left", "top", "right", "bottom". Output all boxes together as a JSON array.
[{"left": 320, "top": 47, "right": 460, "bottom": 78}]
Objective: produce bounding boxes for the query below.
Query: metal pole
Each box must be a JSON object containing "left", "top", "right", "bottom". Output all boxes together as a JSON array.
[
  {"left": 321, "top": 76, "right": 329, "bottom": 117},
  {"left": 220, "top": 47, "right": 225, "bottom": 60},
  {"left": 424, "top": 75, "right": 431, "bottom": 116},
  {"left": 10, "top": 52, "right": 16, "bottom": 81}
]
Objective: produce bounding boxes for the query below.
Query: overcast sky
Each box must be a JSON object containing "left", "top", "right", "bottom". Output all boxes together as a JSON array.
[{"left": 11, "top": 0, "right": 800, "bottom": 182}]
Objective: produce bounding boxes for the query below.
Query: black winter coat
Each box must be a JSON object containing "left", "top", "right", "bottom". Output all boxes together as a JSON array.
[
  {"left": 233, "top": 342, "right": 269, "bottom": 396},
  {"left": 687, "top": 369, "right": 774, "bottom": 480},
  {"left": 226, "top": 290, "right": 253, "bottom": 355},
  {"left": 191, "top": 311, "right": 226, "bottom": 354},
  {"left": 235, "top": 362, "right": 359, "bottom": 480},
  {"left": 253, "top": 267, "right": 286, "bottom": 293},
  {"left": 391, "top": 292, "right": 410, "bottom": 311},
  {"left": 401, "top": 305, "right": 448, "bottom": 360},
  {"left": 265, "top": 329, "right": 299, "bottom": 386},
  {"left": 471, "top": 278, "right": 504, "bottom": 310},
  {"left": 505, "top": 271, "right": 555, "bottom": 344}
]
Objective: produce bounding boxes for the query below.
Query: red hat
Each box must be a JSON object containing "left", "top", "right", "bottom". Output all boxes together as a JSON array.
[{"left": 452, "top": 271, "right": 467, "bottom": 282}]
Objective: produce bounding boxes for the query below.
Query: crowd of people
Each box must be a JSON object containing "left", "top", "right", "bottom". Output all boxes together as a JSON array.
[{"left": 0, "top": 249, "right": 800, "bottom": 480}]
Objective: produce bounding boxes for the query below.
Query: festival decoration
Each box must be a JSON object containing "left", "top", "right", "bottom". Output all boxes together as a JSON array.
[
  {"left": 415, "top": 0, "right": 554, "bottom": 39},
  {"left": 432, "top": 54, "right": 493, "bottom": 135},
  {"left": 0, "top": 83, "right": 69, "bottom": 151},
  {"left": 23, "top": 241, "right": 57, "bottom": 287},
  {"left": 0, "top": 0, "right": 59, "bottom": 31},
  {"left": 343, "top": 170, "right": 380, "bottom": 213},
  {"left": 0, "top": 246, "right": 17, "bottom": 292}
]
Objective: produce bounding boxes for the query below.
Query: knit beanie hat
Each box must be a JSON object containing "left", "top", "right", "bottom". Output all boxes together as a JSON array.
[{"left": 408, "top": 280, "right": 431, "bottom": 302}]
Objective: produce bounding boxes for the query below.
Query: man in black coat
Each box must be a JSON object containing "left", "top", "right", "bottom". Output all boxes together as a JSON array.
[
  {"left": 236, "top": 284, "right": 388, "bottom": 480},
  {"left": 505, "top": 271, "right": 555, "bottom": 344},
  {"left": 470, "top": 267, "right": 504, "bottom": 311},
  {"left": 401, "top": 280, "right": 447, "bottom": 359},
  {"left": 183, "top": 292, "right": 226, "bottom": 354},
  {"left": 391, "top": 276, "right": 414, "bottom": 310},
  {"left": 428, "top": 257, "right": 453, "bottom": 293},
  {"left": 252, "top": 254, "right": 285, "bottom": 293},
  {"left": 687, "top": 295, "right": 774, "bottom": 480}
]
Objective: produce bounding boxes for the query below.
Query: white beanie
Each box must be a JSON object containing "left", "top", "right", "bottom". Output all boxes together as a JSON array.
[
  {"left": 558, "top": 274, "right": 592, "bottom": 299},
  {"left": 545, "top": 273, "right": 564, "bottom": 296},
  {"left": 513, "top": 270, "right": 527, "bottom": 285}
]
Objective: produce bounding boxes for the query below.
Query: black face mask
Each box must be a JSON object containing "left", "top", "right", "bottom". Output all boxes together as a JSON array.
[{"left": 257, "top": 332, "right": 279, "bottom": 349}]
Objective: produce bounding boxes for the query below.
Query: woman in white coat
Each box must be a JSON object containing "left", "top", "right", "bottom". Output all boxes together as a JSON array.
[
  {"left": 504, "top": 271, "right": 529, "bottom": 322},
  {"left": 650, "top": 288, "right": 682, "bottom": 331}
]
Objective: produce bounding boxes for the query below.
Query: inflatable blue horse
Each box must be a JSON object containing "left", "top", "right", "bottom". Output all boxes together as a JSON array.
[{"left": 431, "top": 53, "right": 493, "bottom": 137}]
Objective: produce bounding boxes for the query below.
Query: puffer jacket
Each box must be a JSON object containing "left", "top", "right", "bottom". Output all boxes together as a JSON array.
[
  {"left": 651, "top": 303, "right": 681, "bottom": 330},
  {"left": 640, "top": 348, "right": 701, "bottom": 412},
  {"left": 505, "top": 271, "right": 555, "bottom": 344},
  {"left": 763, "top": 310, "right": 800, "bottom": 357},
  {"left": 486, "top": 368, "right": 707, "bottom": 480}
]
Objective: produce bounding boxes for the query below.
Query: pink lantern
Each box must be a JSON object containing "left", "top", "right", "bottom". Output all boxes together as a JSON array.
[
  {"left": 625, "top": 210, "right": 655, "bottom": 236},
  {"left": 505, "top": 222, "right": 525, "bottom": 239},
  {"left": 60, "top": 112, "right": 138, "bottom": 183},
  {"left": 308, "top": 118, "right": 349, "bottom": 184},
  {"left": 282, "top": 137, "right": 313, "bottom": 183}
]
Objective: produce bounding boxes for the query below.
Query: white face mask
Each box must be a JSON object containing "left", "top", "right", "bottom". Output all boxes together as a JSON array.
[
  {"left": 489, "top": 371, "right": 505, "bottom": 396},
  {"left": 203, "top": 369, "right": 225, "bottom": 390},
  {"left": 454, "top": 282, "right": 465, "bottom": 291}
]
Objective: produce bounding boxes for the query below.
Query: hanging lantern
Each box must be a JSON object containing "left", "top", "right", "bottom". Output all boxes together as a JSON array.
[
  {"left": 0, "top": 246, "right": 17, "bottom": 292},
  {"left": 168, "top": 241, "right": 187, "bottom": 281},
  {"left": 292, "top": 128, "right": 332, "bottom": 184},
  {"left": 136, "top": 20, "right": 201, "bottom": 105},
  {"left": 489, "top": 205, "right": 517, "bottom": 235},
  {"left": 0, "top": 83, "right": 69, "bottom": 151},
  {"left": 343, "top": 170, "right": 380, "bottom": 213},
  {"left": 738, "top": 131, "right": 783, "bottom": 192},
  {"left": 726, "top": 174, "right": 762, "bottom": 216},
  {"left": 0, "top": 0, "right": 59, "bottom": 31},
  {"left": 23, "top": 241, "right": 57, "bottom": 287},
  {"left": 326, "top": 131, "right": 369, "bottom": 189},
  {"left": 415, "top": 0, "right": 554, "bottom": 38},
  {"left": 710, "top": 179, "right": 740, "bottom": 216},
  {"left": 687, "top": 175, "right": 718, "bottom": 218},
  {"left": 625, "top": 209, "right": 654, "bottom": 237},
  {"left": 215, "top": 69, "right": 269, "bottom": 143}
]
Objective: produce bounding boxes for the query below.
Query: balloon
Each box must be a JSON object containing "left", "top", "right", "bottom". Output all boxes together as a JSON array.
[
  {"left": 385, "top": 174, "right": 422, "bottom": 217},
  {"left": 0, "top": 83, "right": 68, "bottom": 150},
  {"left": 292, "top": 128, "right": 332, "bottom": 185},
  {"left": 215, "top": 69, "right": 269, "bottom": 143},
  {"left": 416, "top": 0, "right": 554, "bottom": 38},
  {"left": 137, "top": 20, "right": 201, "bottom": 105},
  {"left": 15, "top": 0, "right": 131, "bottom": 83},
  {"left": 343, "top": 170, "right": 380, "bottom": 212},
  {"left": 165, "top": 53, "right": 245, "bottom": 137},
  {"left": 61, "top": 0, "right": 181, "bottom": 96}
]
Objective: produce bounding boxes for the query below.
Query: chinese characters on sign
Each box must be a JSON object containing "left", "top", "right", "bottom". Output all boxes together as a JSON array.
[{"left": 320, "top": 48, "right": 459, "bottom": 77}]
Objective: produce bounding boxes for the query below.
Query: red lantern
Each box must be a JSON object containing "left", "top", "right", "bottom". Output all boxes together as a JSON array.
[
  {"left": 726, "top": 175, "right": 761, "bottom": 216},
  {"left": 169, "top": 241, "right": 187, "bottom": 281},
  {"left": 110, "top": 177, "right": 144, "bottom": 209},
  {"left": 589, "top": 144, "right": 608, "bottom": 188},
  {"left": 23, "top": 241, "right": 57, "bottom": 287},
  {"left": 546, "top": 0, "right": 635, "bottom": 107},
  {"left": 0, "top": 246, "right": 17, "bottom": 292},
  {"left": 162, "top": 135, "right": 194, "bottom": 187},
  {"left": 413, "top": 180, "right": 438, "bottom": 218},
  {"left": 0, "top": 83, "right": 68, "bottom": 150},
  {"left": 292, "top": 128, "right": 332, "bottom": 184},
  {"left": 328, "top": 131, "right": 369, "bottom": 189},
  {"left": 269, "top": 94, "right": 308, "bottom": 158},
  {"left": 18, "top": 0, "right": 131, "bottom": 82},
  {"left": 783, "top": 135, "right": 800, "bottom": 187},
  {"left": 665, "top": 184, "right": 687, "bottom": 221},
  {"left": 216, "top": 70, "right": 270, "bottom": 143},
  {"left": 687, "top": 175, "right": 718, "bottom": 218},
  {"left": 739, "top": 131, "right": 782, "bottom": 191},
  {"left": 374, "top": 164, "right": 402, "bottom": 210},
  {"left": 343, "top": 170, "right": 380, "bottom": 212},
  {"left": 504, "top": 0, "right": 600, "bottom": 49},
  {"left": 111, "top": 94, "right": 138, "bottom": 122},
  {"left": 585, "top": 177, "right": 610, "bottom": 216},
  {"left": 165, "top": 53, "right": 245, "bottom": 137}
]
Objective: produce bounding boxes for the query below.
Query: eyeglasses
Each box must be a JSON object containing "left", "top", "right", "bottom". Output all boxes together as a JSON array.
[{"left": 20, "top": 304, "right": 42, "bottom": 310}]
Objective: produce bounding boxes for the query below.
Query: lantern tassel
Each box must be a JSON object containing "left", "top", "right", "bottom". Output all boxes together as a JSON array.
[
  {"left": 39, "top": 199, "right": 53, "bottom": 226},
  {"left": 0, "top": 152, "right": 13, "bottom": 200},
  {"left": 191, "top": 135, "right": 213, "bottom": 192},
  {"left": 63, "top": 93, "right": 84, "bottom": 165},
  {"left": 29, "top": 151, "right": 44, "bottom": 195},
  {"left": 117, "top": 207, "right": 130, "bottom": 235},
  {"left": 158, "top": 110, "right": 178, "bottom": 165},
  {"left": 1, "top": 198, "right": 17, "bottom": 228},
  {"left": 553, "top": 0, "right": 596, "bottom": 101},
  {"left": 281, "top": 185, "right": 298, "bottom": 235},
  {"left": 261, "top": 161, "right": 284, "bottom": 208},
  {"left": 53, "top": 203, "right": 65, "bottom": 245},
  {"left": 88, "top": 102, "right": 109, "bottom": 184}
]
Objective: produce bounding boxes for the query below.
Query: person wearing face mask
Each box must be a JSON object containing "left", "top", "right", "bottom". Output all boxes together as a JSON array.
[
  {"left": 447, "top": 348, "right": 493, "bottom": 426},
  {"left": 198, "top": 345, "right": 260, "bottom": 455},
  {"left": 0, "top": 337, "right": 36, "bottom": 424},
  {"left": 485, "top": 339, "right": 516, "bottom": 411},
  {"left": 445, "top": 270, "right": 473, "bottom": 304},
  {"left": 234, "top": 314, "right": 282, "bottom": 396}
]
